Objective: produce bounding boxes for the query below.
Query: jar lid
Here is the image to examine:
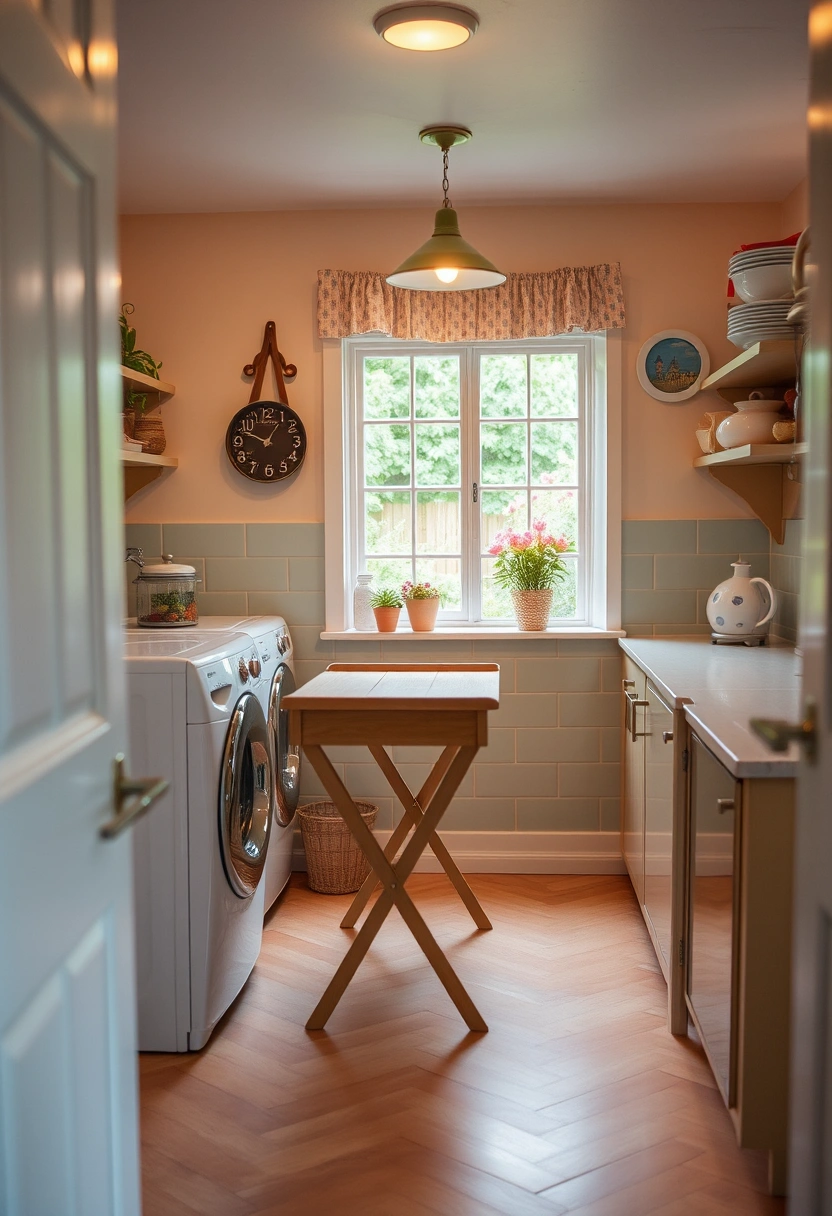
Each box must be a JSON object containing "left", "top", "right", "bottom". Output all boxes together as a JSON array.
[{"left": 138, "top": 554, "right": 197, "bottom": 578}]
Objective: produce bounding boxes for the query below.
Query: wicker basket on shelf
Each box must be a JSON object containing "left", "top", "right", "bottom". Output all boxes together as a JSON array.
[
  {"left": 133, "top": 413, "right": 167, "bottom": 455},
  {"left": 297, "top": 800, "right": 378, "bottom": 894}
]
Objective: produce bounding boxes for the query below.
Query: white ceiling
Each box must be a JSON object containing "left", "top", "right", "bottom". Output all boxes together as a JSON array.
[{"left": 116, "top": 0, "right": 809, "bottom": 214}]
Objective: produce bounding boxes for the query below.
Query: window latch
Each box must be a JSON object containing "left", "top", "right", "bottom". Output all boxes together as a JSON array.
[{"left": 472, "top": 482, "right": 478, "bottom": 503}]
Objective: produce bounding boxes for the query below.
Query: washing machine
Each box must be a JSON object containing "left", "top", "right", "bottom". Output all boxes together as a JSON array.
[
  {"left": 125, "top": 631, "right": 272, "bottom": 1051},
  {"left": 127, "top": 615, "right": 301, "bottom": 912}
]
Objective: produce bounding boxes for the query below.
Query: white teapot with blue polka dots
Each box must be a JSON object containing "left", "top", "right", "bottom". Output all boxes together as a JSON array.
[{"left": 706, "top": 559, "right": 777, "bottom": 641}]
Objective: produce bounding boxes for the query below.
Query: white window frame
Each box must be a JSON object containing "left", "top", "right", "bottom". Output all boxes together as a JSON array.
[{"left": 322, "top": 331, "right": 622, "bottom": 639}]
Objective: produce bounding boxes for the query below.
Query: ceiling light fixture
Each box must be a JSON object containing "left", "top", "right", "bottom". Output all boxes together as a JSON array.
[
  {"left": 373, "top": 3, "right": 478, "bottom": 51},
  {"left": 387, "top": 126, "right": 506, "bottom": 292}
]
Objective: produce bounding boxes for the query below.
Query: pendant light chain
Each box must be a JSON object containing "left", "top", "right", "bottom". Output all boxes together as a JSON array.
[{"left": 442, "top": 147, "right": 452, "bottom": 208}]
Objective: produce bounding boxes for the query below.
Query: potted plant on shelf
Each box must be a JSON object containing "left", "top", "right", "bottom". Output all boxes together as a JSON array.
[
  {"left": 370, "top": 587, "right": 403, "bottom": 633},
  {"left": 401, "top": 581, "right": 441, "bottom": 632},
  {"left": 120, "top": 303, "right": 166, "bottom": 452},
  {"left": 490, "top": 520, "right": 571, "bottom": 631}
]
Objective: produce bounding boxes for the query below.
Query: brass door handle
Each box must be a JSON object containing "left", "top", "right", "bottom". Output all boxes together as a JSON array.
[
  {"left": 100, "top": 754, "right": 169, "bottom": 840},
  {"left": 750, "top": 699, "right": 816, "bottom": 763}
]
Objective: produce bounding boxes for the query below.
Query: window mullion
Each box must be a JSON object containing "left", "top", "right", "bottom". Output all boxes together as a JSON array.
[{"left": 467, "top": 347, "right": 480, "bottom": 624}]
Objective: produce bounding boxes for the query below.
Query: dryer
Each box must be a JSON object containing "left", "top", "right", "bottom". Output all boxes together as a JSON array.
[
  {"left": 125, "top": 631, "right": 271, "bottom": 1051},
  {"left": 128, "top": 615, "right": 301, "bottom": 912}
]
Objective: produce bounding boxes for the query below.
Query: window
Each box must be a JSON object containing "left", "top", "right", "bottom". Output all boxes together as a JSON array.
[{"left": 326, "top": 333, "right": 620, "bottom": 634}]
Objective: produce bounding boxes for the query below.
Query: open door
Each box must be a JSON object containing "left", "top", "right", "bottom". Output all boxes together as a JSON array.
[{"left": 0, "top": 3, "right": 147, "bottom": 1212}]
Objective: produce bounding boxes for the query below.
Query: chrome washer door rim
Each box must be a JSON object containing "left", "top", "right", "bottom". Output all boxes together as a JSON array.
[
  {"left": 219, "top": 692, "right": 273, "bottom": 898},
  {"left": 268, "top": 664, "right": 301, "bottom": 827}
]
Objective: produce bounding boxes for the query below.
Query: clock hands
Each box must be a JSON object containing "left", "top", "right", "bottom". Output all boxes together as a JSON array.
[{"left": 244, "top": 423, "right": 281, "bottom": 448}]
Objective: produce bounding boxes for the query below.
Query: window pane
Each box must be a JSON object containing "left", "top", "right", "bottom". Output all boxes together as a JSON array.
[
  {"left": 480, "top": 489, "right": 527, "bottom": 551},
  {"left": 416, "top": 491, "right": 460, "bottom": 554},
  {"left": 365, "top": 491, "right": 412, "bottom": 554},
  {"left": 531, "top": 353, "right": 579, "bottom": 417},
  {"left": 415, "top": 356, "right": 460, "bottom": 418},
  {"left": 366, "top": 557, "right": 411, "bottom": 593},
  {"left": 365, "top": 423, "right": 411, "bottom": 486},
  {"left": 481, "top": 422, "right": 527, "bottom": 485},
  {"left": 416, "top": 558, "right": 461, "bottom": 610},
  {"left": 552, "top": 557, "right": 578, "bottom": 618},
  {"left": 480, "top": 355, "right": 526, "bottom": 418},
  {"left": 481, "top": 557, "right": 514, "bottom": 620},
  {"left": 415, "top": 423, "right": 460, "bottom": 486},
  {"left": 530, "top": 420, "right": 578, "bottom": 484},
  {"left": 363, "top": 357, "right": 410, "bottom": 419},
  {"left": 531, "top": 488, "right": 579, "bottom": 550}
]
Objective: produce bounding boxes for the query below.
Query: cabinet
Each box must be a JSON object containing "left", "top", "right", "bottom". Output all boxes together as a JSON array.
[
  {"left": 621, "top": 660, "right": 687, "bottom": 1030},
  {"left": 685, "top": 731, "right": 794, "bottom": 1195}
]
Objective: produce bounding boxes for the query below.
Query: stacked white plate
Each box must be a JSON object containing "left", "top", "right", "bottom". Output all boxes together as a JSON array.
[
  {"left": 729, "top": 246, "right": 794, "bottom": 304},
  {"left": 727, "top": 299, "right": 797, "bottom": 350}
]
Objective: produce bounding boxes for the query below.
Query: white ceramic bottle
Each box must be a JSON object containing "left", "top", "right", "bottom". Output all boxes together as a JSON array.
[
  {"left": 706, "top": 559, "right": 777, "bottom": 643},
  {"left": 353, "top": 573, "right": 375, "bottom": 631}
]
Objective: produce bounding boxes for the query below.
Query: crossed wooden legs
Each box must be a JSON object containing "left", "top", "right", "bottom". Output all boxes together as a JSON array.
[
  {"left": 302, "top": 743, "right": 488, "bottom": 1034},
  {"left": 342, "top": 745, "right": 492, "bottom": 932}
]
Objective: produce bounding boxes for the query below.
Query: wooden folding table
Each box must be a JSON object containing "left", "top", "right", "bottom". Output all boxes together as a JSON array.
[{"left": 284, "top": 663, "right": 500, "bottom": 1033}]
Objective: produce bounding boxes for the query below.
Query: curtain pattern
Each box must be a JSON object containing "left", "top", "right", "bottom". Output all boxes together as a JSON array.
[{"left": 317, "top": 264, "right": 625, "bottom": 341}]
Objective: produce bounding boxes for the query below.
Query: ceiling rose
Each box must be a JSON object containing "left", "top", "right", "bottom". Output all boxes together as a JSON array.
[{"left": 373, "top": 3, "right": 479, "bottom": 51}]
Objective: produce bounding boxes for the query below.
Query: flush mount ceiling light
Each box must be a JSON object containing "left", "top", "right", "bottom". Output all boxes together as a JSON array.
[
  {"left": 373, "top": 3, "right": 478, "bottom": 51},
  {"left": 387, "top": 126, "right": 505, "bottom": 292}
]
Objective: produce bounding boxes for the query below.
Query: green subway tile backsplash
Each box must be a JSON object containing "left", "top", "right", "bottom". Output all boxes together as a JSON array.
[{"left": 121, "top": 517, "right": 801, "bottom": 840}]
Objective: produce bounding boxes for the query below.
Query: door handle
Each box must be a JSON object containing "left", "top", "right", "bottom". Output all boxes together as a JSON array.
[
  {"left": 750, "top": 699, "right": 817, "bottom": 763},
  {"left": 100, "top": 754, "right": 169, "bottom": 840},
  {"left": 717, "top": 798, "right": 735, "bottom": 815}
]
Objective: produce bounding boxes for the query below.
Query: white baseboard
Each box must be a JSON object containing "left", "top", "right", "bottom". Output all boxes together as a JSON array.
[{"left": 292, "top": 829, "right": 625, "bottom": 875}]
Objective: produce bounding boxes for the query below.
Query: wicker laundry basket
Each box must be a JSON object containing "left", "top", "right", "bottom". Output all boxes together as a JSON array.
[{"left": 297, "top": 800, "right": 378, "bottom": 894}]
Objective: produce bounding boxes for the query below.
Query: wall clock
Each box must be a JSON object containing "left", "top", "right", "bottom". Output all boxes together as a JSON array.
[
  {"left": 225, "top": 400, "right": 307, "bottom": 482},
  {"left": 226, "top": 320, "right": 306, "bottom": 483}
]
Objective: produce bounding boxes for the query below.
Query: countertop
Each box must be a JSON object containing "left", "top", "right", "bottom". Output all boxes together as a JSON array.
[{"left": 619, "top": 637, "right": 801, "bottom": 778}]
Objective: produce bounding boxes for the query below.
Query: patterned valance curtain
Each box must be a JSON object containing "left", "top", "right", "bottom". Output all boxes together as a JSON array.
[{"left": 317, "top": 264, "right": 625, "bottom": 342}]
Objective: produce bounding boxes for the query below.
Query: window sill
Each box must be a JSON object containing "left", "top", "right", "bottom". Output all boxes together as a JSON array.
[{"left": 321, "top": 627, "right": 626, "bottom": 641}]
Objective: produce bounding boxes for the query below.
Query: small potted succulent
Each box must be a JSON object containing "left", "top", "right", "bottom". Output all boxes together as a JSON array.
[
  {"left": 370, "top": 586, "right": 403, "bottom": 632},
  {"left": 401, "top": 581, "right": 441, "bottom": 632},
  {"left": 489, "top": 519, "right": 571, "bottom": 631}
]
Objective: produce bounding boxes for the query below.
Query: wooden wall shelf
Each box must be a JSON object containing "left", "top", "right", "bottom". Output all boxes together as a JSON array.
[
  {"left": 121, "top": 450, "right": 178, "bottom": 501},
  {"left": 120, "top": 366, "right": 176, "bottom": 404},
  {"left": 694, "top": 445, "right": 804, "bottom": 543},
  {"left": 701, "top": 341, "right": 799, "bottom": 404}
]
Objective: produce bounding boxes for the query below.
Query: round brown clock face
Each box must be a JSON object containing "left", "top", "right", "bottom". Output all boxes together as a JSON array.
[{"left": 225, "top": 400, "right": 307, "bottom": 483}]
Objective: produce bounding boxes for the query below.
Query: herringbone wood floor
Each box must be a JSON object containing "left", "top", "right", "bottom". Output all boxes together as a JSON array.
[{"left": 139, "top": 874, "right": 786, "bottom": 1215}]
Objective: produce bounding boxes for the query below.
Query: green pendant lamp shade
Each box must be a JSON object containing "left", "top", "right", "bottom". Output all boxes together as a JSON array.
[{"left": 387, "top": 126, "right": 506, "bottom": 292}]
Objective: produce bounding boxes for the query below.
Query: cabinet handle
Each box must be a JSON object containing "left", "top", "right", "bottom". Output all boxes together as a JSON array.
[
  {"left": 717, "top": 797, "right": 735, "bottom": 815},
  {"left": 662, "top": 731, "right": 674, "bottom": 744},
  {"left": 625, "top": 690, "right": 650, "bottom": 742},
  {"left": 622, "top": 679, "right": 635, "bottom": 691}
]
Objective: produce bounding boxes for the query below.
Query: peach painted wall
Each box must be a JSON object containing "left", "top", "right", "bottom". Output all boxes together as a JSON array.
[
  {"left": 121, "top": 200, "right": 789, "bottom": 524},
  {"left": 781, "top": 178, "right": 809, "bottom": 233}
]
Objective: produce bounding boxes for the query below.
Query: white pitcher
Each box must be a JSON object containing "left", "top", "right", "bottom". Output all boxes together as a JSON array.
[{"left": 706, "top": 560, "right": 777, "bottom": 640}]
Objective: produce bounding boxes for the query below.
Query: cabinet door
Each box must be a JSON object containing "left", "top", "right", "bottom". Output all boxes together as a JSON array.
[
  {"left": 643, "top": 682, "right": 674, "bottom": 975},
  {"left": 687, "top": 733, "right": 739, "bottom": 1103},
  {"left": 621, "top": 657, "right": 646, "bottom": 904}
]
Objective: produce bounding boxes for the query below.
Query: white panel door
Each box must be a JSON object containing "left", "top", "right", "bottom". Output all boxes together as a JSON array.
[
  {"left": 0, "top": 3, "right": 141, "bottom": 1215},
  {"left": 788, "top": 3, "right": 832, "bottom": 1207}
]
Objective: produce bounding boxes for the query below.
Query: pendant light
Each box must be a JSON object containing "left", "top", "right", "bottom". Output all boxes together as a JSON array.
[
  {"left": 373, "top": 4, "right": 479, "bottom": 51},
  {"left": 387, "top": 127, "right": 506, "bottom": 292}
]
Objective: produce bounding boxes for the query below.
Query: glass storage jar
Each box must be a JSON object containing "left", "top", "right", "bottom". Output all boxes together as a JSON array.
[{"left": 134, "top": 555, "right": 200, "bottom": 627}]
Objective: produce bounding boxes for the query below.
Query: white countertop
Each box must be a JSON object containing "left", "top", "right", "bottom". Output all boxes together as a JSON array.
[{"left": 619, "top": 637, "right": 801, "bottom": 778}]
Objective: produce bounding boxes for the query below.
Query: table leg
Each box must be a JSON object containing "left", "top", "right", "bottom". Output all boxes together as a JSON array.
[
  {"left": 341, "top": 745, "right": 458, "bottom": 929},
  {"left": 303, "top": 744, "right": 487, "bottom": 1033},
  {"left": 368, "top": 744, "right": 492, "bottom": 931}
]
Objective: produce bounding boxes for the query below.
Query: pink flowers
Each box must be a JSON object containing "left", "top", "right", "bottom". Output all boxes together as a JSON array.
[
  {"left": 488, "top": 518, "right": 573, "bottom": 594},
  {"left": 401, "top": 580, "right": 440, "bottom": 601},
  {"left": 488, "top": 520, "right": 570, "bottom": 558}
]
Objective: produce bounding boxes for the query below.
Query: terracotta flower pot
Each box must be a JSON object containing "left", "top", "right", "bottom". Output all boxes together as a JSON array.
[
  {"left": 405, "top": 596, "right": 440, "bottom": 632},
  {"left": 511, "top": 588, "right": 553, "bottom": 631},
  {"left": 373, "top": 606, "right": 401, "bottom": 633}
]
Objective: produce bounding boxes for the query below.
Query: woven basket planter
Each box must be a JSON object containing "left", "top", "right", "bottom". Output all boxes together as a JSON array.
[
  {"left": 511, "top": 588, "right": 553, "bottom": 631},
  {"left": 298, "top": 800, "right": 378, "bottom": 894},
  {"left": 133, "top": 413, "right": 167, "bottom": 455},
  {"left": 122, "top": 408, "right": 135, "bottom": 440}
]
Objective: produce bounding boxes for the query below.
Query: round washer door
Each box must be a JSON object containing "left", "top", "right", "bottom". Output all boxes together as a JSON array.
[
  {"left": 219, "top": 692, "right": 273, "bottom": 898},
  {"left": 268, "top": 663, "right": 301, "bottom": 827}
]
